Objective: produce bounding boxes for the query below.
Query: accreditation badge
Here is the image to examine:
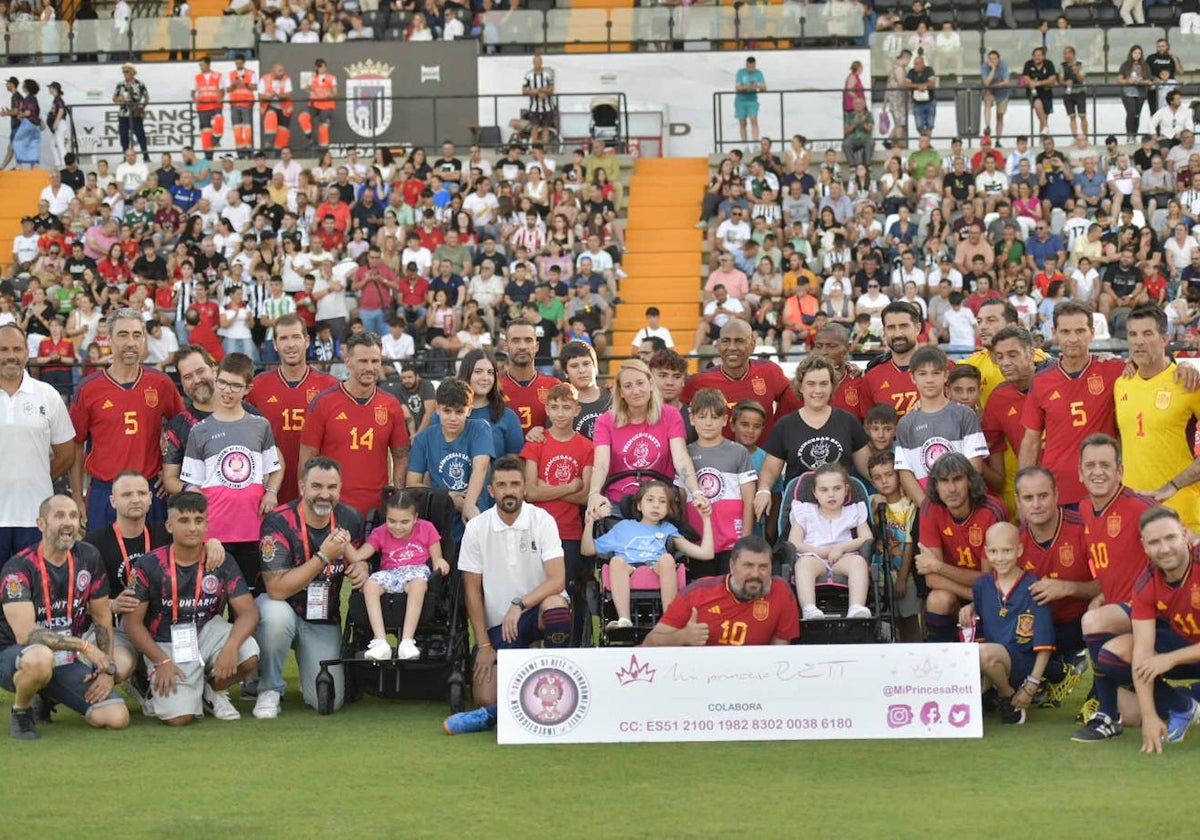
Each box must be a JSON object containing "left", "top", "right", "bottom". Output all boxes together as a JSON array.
[
  {"left": 306, "top": 581, "right": 331, "bottom": 620},
  {"left": 170, "top": 622, "right": 201, "bottom": 664}
]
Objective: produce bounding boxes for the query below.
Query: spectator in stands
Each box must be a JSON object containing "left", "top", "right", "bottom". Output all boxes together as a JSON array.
[
  {"left": 1117, "top": 46, "right": 1151, "bottom": 143},
  {"left": 842, "top": 97, "right": 874, "bottom": 169},
  {"left": 904, "top": 54, "right": 937, "bottom": 138},
  {"left": 112, "top": 64, "right": 149, "bottom": 159},
  {"left": 1022, "top": 48, "right": 1057, "bottom": 136}
]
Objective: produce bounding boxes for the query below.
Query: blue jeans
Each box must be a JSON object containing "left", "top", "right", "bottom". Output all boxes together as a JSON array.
[
  {"left": 118, "top": 116, "right": 147, "bottom": 155},
  {"left": 359, "top": 308, "right": 387, "bottom": 338},
  {"left": 913, "top": 102, "right": 936, "bottom": 134},
  {"left": 0, "top": 526, "right": 40, "bottom": 560},
  {"left": 255, "top": 594, "right": 344, "bottom": 711},
  {"left": 222, "top": 336, "right": 260, "bottom": 364}
]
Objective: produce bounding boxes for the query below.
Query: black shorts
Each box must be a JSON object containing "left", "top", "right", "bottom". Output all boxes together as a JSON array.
[
  {"left": 1062, "top": 92, "right": 1086, "bottom": 117},
  {"left": 1029, "top": 89, "right": 1054, "bottom": 114},
  {"left": 529, "top": 109, "right": 557, "bottom": 128}
]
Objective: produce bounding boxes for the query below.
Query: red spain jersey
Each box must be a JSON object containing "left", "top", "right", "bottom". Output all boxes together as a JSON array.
[
  {"left": 500, "top": 372, "right": 560, "bottom": 433},
  {"left": 863, "top": 359, "right": 917, "bottom": 417},
  {"left": 1081, "top": 486, "right": 1154, "bottom": 605},
  {"left": 682, "top": 360, "right": 793, "bottom": 443},
  {"left": 301, "top": 386, "right": 409, "bottom": 516},
  {"left": 1132, "top": 546, "right": 1200, "bottom": 642},
  {"left": 659, "top": 575, "right": 800, "bottom": 645},
  {"left": 246, "top": 366, "right": 337, "bottom": 505},
  {"left": 70, "top": 366, "right": 184, "bottom": 482},
  {"left": 919, "top": 495, "right": 1010, "bottom": 571},
  {"left": 1019, "top": 507, "right": 1091, "bottom": 624},
  {"left": 1020, "top": 356, "right": 1122, "bottom": 505},
  {"left": 981, "top": 381, "right": 1028, "bottom": 457}
]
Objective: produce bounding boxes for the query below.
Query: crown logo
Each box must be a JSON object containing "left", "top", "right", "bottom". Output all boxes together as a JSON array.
[
  {"left": 615, "top": 654, "right": 656, "bottom": 687},
  {"left": 347, "top": 60, "right": 394, "bottom": 79}
]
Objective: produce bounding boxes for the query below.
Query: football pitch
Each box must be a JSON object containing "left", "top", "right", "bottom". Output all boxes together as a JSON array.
[{"left": 4, "top": 671, "right": 1196, "bottom": 838}]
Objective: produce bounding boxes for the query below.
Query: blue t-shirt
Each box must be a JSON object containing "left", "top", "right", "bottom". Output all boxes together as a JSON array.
[
  {"left": 429, "top": 405, "right": 524, "bottom": 459},
  {"left": 972, "top": 570, "right": 1055, "bottom": 657},
  {"left": 182, "top": 158, "right": 211, "bottom": 189},
  {"left": 169, "top": 184, "right": 202, "bottom": 213},
  {"left": 736, "top": 68, "right": 764, "bottom": 103},
  {"left": 409, "top": 418, "right": 493, "bottom": 492},
  {"left": 594, "top": 519, "right": 681, "bottom": 566}
]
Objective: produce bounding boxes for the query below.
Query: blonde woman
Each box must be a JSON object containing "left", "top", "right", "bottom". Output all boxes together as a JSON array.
[{"left": 586, "top": 359, "right": 708, "bottom": 519}]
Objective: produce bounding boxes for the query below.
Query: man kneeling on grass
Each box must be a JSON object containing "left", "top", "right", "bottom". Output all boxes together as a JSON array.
[
  {"left": 444, "top": 455, "right": 571, "bottom": 735},
  {"left": 958, "top": 522, "right": 1062, "bottom": 725},
  {"left": 125, "top": 492, "right": 260, "bottom": 726}
]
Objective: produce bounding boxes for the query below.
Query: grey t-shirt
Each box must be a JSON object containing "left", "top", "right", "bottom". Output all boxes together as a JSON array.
[{"left": 894, "top": 401, "right": 989, "bottom": 485}]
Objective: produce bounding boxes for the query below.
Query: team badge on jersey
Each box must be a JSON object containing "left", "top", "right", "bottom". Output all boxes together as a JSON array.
[
  {"left": 1107, "top": 514, "right": 1121, "bottom": 537},
  {"left": 76, "top": 570, "right": 91, "bottom": 593},
  {"left": 260, "top": 535, "right": 277, "bottom": 563},
  {"left": 1059, "top": 544, "right": 1075, "bottom": 567},
  {"left": 1156, "top": 390, "right": 1173, "bottom": 410},
  {"left": 1191, "top": 587, "right": 1200, "bottom": 610},
  {"left": 968, "top": 524, "right": 983, "bottom": 547},
  {"left": 753, "top": 600, "right": 770, "bottom": 621},
  {"left": 1087, "top": 375, "right": 1104, "bottom": 396},
  {"left": 145, "top": 386, "right": 159, "bottom": 408},
  {"left": 536, "top": 387, "right": 550, "bottom": 405},
  {"left": 201, "top": 574, "right": 220, "bottom": 596},
  {"left": 306, "top": 387, "right": 320, "bottom": 404},
  {"left": 845, "top": 387, "right": 859, "bottom": 406},
  {"left": 1015, "top": 611, "right": 1034, "bottom": 644},
  {"left": 3, "top": 574, "right": 23, "bottom": 599},
  {"left": 374, "top": 406, "right": 389, "bottom": 425},
  {"left": 752, "top": 377, "right": 767, "bottom": 396}
]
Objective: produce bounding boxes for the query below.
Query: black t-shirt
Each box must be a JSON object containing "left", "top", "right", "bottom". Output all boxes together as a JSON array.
[
  {"left": 763, "top": 407, "right": 869, "bottom": 485},
  {"left": 1023, "top": 60, "right": 1057, "bottom": 93},
  {"left": 575, "top": 390, "right": 612, "bottom": 440},
  {"left": 1132, "top": 147, "right": 1157, "bottom": 172},
  {"left": 435, "top": 156, "right": 462, "bottom": 178},
  {"left": 944, "top": 172, "right": 973, "bottom": 200},
  {"left": 531, "top": 317, "right": 559, "bottom": 365},
  {"left": 334, "top": 182, "right": 356, "bottom": 205},
  {"left": 248, "top": 166, "right": 273, "bottom": 191},
  {"left": 193, "top": 252, "right": 228, "bottom": 282},
  {"left": 475, "top": 249, "right": 508, "bottom": 274},
  {"left": 156, "top": 167, "right": 179, "bottom": 191},
  {"left": 1147, "top": 53, "right": 1176, "bottom": 81},
  {"left": 60, "top": 167, "right": 86, "bottom": 192},
  {"left": 901, "top": 11, "right": 930, "bottom": 30},
  {"left": 583, "top": 198, "right": 615, "bottom": 219},
  {"left": 1105, "top": 263, "right": 1144, "bottom": 297},
  {"left": 131, "top": 254, "right": 167, "bottom": 282},
  {"left": 64, "top": 255, "right": 97, "bottom": 279},
  {"left": 505, "top": 279, "right": 534, "bottom": 305},
  {"left": 84, "top": 521, "right": 172, "bottom": 592}
]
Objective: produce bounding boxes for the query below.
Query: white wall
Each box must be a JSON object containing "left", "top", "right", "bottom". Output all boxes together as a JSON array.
[{"left": 477, "top": 50, "right": 871, "bottom": 157}]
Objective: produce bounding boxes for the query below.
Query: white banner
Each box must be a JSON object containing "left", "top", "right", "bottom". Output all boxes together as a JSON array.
[{"left": 497, "top": 643, "right": 982, "bottom": 744}]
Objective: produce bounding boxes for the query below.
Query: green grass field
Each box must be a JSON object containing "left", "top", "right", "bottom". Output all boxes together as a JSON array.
[{"left": 4, "top": 668, "right": 1198, "bottom": 838}]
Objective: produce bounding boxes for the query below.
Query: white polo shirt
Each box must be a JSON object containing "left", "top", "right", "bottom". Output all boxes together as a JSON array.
[
  {"left": 0, "top": 372, "right": 76, "bottom": 526},
  {"left": 458, "top": 503, "right": 564, "bottom": 629}
]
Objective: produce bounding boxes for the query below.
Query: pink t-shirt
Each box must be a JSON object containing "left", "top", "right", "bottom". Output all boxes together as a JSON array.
[
  {"left": 593, "top": 404, "right": 686, "bottom": 503},
  {"left": 367, "top": 518, "right": 441, "bottom": 571}
]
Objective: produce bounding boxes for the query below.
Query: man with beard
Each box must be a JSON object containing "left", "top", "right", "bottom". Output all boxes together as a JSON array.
[
  {"left": 498, "top": 318, "right": 560, "bottom": 434},
  {"left": 70, "top": 309, "right": 184, "bottom": 526},
  {"left": 299, "top": 332, "right": 409, "bottom": 517},
  {"left": 915, "top": 453, "right": 1009, "bottom": 642},
  {"left": 644, "top": 535, "right": 799, "bottom": 646},
  {"left": 255, "top": 456, "right": 366, "bottom": 719},
  {"left": 163, "top": 345, "right": 226, "bottom": 495},
  {"left": 0, "top": 495, "right": 128, "bottom": 739},
  {"left": 377, "top": 362, "right": 435, "bottom": 438},
  {"left": 245, "top": 314, "right": 336, "bottom": 505},
  {"left": 681, "top": 319, "right": 791, "bottom": 443},
  {"left": 862, "top": 301, "right": 942, "bottom": 419},
  {"left": 443, "top": 455, "right": 570, "bottom": 735},
  {"left": 0, "top": 323, "right": 75, "bottom": 559}
]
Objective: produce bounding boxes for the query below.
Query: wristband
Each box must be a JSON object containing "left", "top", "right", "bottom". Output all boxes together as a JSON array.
[
  {"left": 316, "top": 550, "right": 330, "bottom": 565},
  {"left": 154, "top": 657, "right": 172, "bottom": 667},
  {"left": 476, "top": 642, "right": 493, "bottom": 649},
  {"left": 265, "top": 487, "right": 279, "bottom": 494},
  {"left": 755, "top": 489, "right": 771, "bottom": 496}
]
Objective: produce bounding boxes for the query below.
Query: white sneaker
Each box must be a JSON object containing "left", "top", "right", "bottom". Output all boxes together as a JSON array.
[
  {"left": 143, "top": 696, "right": 156, "bottom": 718},
  {"left": 252, "top": 689, "right": 281, "bottom": 720},
  {"left": 846, "top": 604, "right": 872, "bottom": 619},
  {"left": 396, "top": 639, "right": 421, "bottom": 660},
  {"left": 802, "top": 605, "right": 826, "bottom": 620},
  {"left": 364, "top": 638, "right": 392, "bottom": 661},
  {"left": 203, "top": 683, "right": 241, "bottom": 721}
]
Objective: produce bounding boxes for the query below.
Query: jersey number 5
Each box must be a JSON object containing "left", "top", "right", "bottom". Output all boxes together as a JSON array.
[{"left": 123, "top": 411, "right": 139, "bottom": 436}]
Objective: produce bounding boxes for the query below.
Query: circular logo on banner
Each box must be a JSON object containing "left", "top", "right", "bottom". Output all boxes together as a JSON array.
[
  {"left": 218, "top": 447, "right": 255, "bottom": 488},
  {"left": 507, "top": 656, "right": 591, "bottom": 738}
]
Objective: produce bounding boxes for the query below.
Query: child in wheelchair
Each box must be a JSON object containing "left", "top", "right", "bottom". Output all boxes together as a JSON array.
[
  {"left": 787, "top": 463, "right": 873, "bottom": 621},
  {"left": 582, "top": 480, "right": 713, "bottom": 630},
  {"left": 344, "top": 491, "right": 449, "bottom": 661}
]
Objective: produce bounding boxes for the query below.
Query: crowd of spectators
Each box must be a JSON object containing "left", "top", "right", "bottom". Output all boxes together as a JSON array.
[{"left": 1, "top": 134, "right": 629, "bottom": 397}]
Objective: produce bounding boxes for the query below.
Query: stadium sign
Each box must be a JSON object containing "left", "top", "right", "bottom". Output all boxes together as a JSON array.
[{"left": 498, "top": 644, "right": 983, "bottom": 744}]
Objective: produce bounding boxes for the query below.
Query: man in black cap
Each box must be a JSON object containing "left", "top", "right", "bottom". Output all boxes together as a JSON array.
[{"left": 0, "top": 77, "right": 20, "bottom": 171}]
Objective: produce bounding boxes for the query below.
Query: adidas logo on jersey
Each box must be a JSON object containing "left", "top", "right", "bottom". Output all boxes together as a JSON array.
[
  {"left": 1049, "top": 391, "right": 1061, "bottom": 400},
  {"left": 708, "top": 605, "right": 721, "bottom": 615},
  {"left": 267, "top": 395, "right": 279, "bottom": 403},
  {"left": 1007, "top": 406, "right": 1017, "bottom": 416},
  {"left": 101, "top": 399, "right": 114, "bottom": 409},
  {"left": 880, "top": 380, "right": 890, "bottom": 389},
  {"left": 1120, "top": 394, "right": 1129, "bottom": 401},
  {"left": 335, "top": 412, "right": 348, "bottom": 420}
]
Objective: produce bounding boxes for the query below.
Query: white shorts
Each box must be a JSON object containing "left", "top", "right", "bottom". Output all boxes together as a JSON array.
[
  {"left": 369, "top": 565, "right": 431, "bottom": 594},
  {"left": 144, "top": 617, "right": 259, "bottom": 721}
]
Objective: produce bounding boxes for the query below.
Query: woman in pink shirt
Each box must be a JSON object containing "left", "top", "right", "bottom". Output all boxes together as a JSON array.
[
  {"left": 587, "top": 360, "right": 709, "bottom": 518},
  {"left": 843, "top": 60, "right": 865, "bottom": 114}
]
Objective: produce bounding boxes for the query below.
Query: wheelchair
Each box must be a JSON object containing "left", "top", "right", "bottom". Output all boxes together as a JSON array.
[
  {"left": 314, "top": 486, "right": 470, "bottom": 715},
  {"left": 773, "top": 471, "right": 896, "bottom": 645},
  {"left": 581, "top": 470, "right": 699, "bottom": 647}
]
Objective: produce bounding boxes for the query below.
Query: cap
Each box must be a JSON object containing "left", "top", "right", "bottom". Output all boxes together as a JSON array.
[{"left": 120, "top": 63, "right": 136, "bottom": 72}]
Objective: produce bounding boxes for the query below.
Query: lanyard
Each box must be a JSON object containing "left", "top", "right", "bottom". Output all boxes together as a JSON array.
[
  {"left": 113, "top": 524, "right": 150, "bottom": 584},
  {"left": 298, "top": 504, "right": 336, "bottom": 563},
  {"left": 34, "top": 545, "right": 74, "bottom": 630},
  {"left": 168, "top": 546, "right": 207, "bottom": 625}
]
